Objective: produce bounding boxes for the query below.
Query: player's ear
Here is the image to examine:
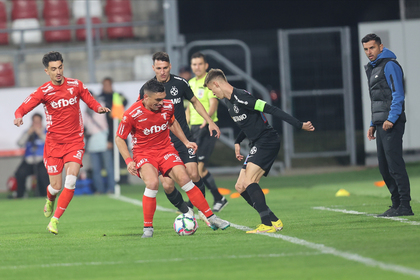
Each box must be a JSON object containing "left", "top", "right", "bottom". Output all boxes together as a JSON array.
[{"left": 44, "top": 68, "right": 49, "bottom": 75}]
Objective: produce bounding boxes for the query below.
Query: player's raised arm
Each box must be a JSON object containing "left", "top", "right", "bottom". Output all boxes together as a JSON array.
[
  {"left": 14, "top": 91, "right": 44, "bottom": 127},
  {"left": 169, "top": 119, "right": 197, "bottom": 154},
  {"left": 189, "top": 96, "right": 220, "bottom": 138}
]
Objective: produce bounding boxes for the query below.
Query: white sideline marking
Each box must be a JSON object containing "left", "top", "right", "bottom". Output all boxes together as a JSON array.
[
  {"left": 313, "top": 206, "right": 420, "bottom": 226},
  {"left": 110, "top": 195, "right": 420, "bottom": 278},
  {"left": 0, "top": 252, "right": 321, "bottom": 270}
]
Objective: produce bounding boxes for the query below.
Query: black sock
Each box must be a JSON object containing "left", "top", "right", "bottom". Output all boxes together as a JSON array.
[
  {"left": 203, "top": 172, "right": 223, "bottom": 201},
  {"left": 193, "top": 179, "right": 206, "bottom": 197},
  {"left": 246, "top": 183, "right": 271, "bottom": 226},
  {"left": 241, "top": 190, "right": 278, "bottom": 221},
  {"left": 165, "top": 188, "right": 189, "bottom": 213}
]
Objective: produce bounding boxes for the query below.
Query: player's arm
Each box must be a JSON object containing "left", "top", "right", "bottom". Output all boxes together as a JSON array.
[
  {"left": 234, "top": 130, "right": 246, "bottom": 161},
  {"left": 200, "top": 97, "right": 219, "bottom": 129},
  {"left": 189, "top": 96, "right": 220, "bottom": 138},
  {"left": 14, "top": 91, "right": 43, "bottom": 127},
  {"left": 79, "top": 82, "right": 110, "bottom": 113},
  {"left": 169, "top": 118, "right": 197, "bottom": 154},
  {"left": 115, "top": 135, "right": 136, "bottom": 176}
]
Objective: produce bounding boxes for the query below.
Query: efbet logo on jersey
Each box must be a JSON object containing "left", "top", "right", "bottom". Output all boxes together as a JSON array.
[
  {"left": 51, "top": 96, "right": 78, "bottom": 108},
  {"left": 143, "top": 122, "right": 169, "bottom": 135}
]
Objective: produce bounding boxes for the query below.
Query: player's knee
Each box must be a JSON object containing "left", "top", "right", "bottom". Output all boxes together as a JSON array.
[
  {"left": 64, "top": 174, "right": 77, "bottom": 190},
  {"left": 162, "top": 182, "right": 175, "bottom": 193},
  {"left": 235, "top": 182, "right": 246, "bottom": 193},
  {"left": 145, "top": 178, "right": 159, "bottom": 190}
]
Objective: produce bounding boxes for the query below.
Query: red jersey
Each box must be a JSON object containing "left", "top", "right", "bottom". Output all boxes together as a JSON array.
[
  {"left": 15, "top": 77, "right": 102, "bottom": 144},
  {"left": 117, "top": 99, "right": 175, "bottom": 154}
]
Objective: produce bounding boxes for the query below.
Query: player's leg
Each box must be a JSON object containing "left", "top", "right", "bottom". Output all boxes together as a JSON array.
[
  {"left": 185, "top": 162, "right": 206, "bottom": 198},
  {"left": 160, "top": 175, "right": 191, "bottom": 215},
  {"left": 139, "top": 163, "right": 160, "bottom": 238},
  {"left": 168, "top": 165, "right": 230, "bottom": 230},
  {"left": 43, "top": 157, "right": 64, "bottom": 219},
  {"left": 52, "top": 161, "right": 80, "bottom": 219}
]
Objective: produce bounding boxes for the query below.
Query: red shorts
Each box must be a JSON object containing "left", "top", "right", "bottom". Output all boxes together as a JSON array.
[
  {"left": 133, "top": 146, "right": 184, "bottom": 178},
  {"left": 44, "top": 140, "right": 85, "bottom": 175}
]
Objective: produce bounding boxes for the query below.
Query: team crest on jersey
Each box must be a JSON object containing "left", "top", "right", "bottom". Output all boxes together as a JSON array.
[
  {"left": 170, "top": 86, "right": 178, "bottom": 96},
  {"left": 67, "top": 88, "right": 74, "bottom": 95},
  {"left": 250, "top": 146, "right": 257, "bottom": 155},
  {"left": 161, "top": 112, "right": 167, "bottom": 120},
  {"left": 188, "top": 148, "right": 195, "bottom": 155},
  {"left": 233, "top": 104, "right": 239, "bottom": 113},
  {"left": 197, "top": 88, "right": 205, "bottom": 98}
]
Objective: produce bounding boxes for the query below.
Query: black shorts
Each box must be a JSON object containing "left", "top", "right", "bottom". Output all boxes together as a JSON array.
[
  {"left": 173, "top": 139, "right": 197, "bottom": 164},
  {"left": 242, "top": 134, "right": 281, "bottom": 177},
  {"left": 190, "top": 124, "right": 217, "bottom": 164}
]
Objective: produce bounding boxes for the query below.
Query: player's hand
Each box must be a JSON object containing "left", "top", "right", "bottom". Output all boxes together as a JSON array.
[
  {"left": 14, "top": 118, "right": 23, "bottom": 127},
  {"left": 367, "top": 126, "right": 376, "bottom": 141},
  {"left": 235, "top": 143, "right": 244, "bottom": 161},
  {"left": 185, "top": 142, "right": 198, "bottom": 154},
  {"left": 98, "top": 107, "right": 111, "bottom": 114},
  {"left": 302, "top": 121, "right": 315, "bottom": 131},
  {"left": 199, "top": 119, "right": 207, "bottom": 129},
  {"left": 383, "top": 120, "right": 393, "bottom": 131},
  {"left": 127, "top": 161, "right": 137, "bottom": 176},
  {"left": 208, "top": 121, "right": 220, "bottom": 138}
]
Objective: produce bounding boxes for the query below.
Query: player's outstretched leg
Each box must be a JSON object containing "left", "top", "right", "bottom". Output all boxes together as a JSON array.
[
  {"left": 203, "top": 172, "right": 228, "bottom": 212},
  {"left": 142, "top": 188, "right": 157, "bottom": 238},
  {"left": 44, "top": 184, "right": 59, "bottom": 218}
]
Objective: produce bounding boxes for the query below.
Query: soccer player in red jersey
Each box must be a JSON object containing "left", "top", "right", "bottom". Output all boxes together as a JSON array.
[
  {"left": 13, "top": 51, "right": 110, "bottom": 235},
  {"left": 115, "top": 79, "right": 230, "bottom": 238}
]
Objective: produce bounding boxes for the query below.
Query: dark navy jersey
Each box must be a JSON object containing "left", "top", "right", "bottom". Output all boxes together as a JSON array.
[{"left": 139, "top": 74, "right": 195, "bottom": 142}]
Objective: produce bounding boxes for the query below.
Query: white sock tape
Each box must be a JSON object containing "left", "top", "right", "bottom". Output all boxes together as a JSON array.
[
  {"left": 181, "top": 180, "right": 195, "bottom": 192},
  {"left": 64, "top": 175, "right": 77, "bottom": 190},
  {"left": 144, "top": 188, "right": 158, "bottom": 198}
]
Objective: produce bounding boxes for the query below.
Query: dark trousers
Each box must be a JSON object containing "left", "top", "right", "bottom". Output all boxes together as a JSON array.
[
  {"left": 15, "top": 160, "right": 49, "bottom": 198},
  {"left": 375, "top": 120, "right": 411, "bottom": 206}
]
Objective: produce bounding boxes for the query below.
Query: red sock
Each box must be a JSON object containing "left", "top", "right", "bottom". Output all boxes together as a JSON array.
[
  {"left": 53, "top": 188, "right": 75, "bottom": 219},
  {"left": 47, "top": 185, "right": 57, "bottom": 202},
  {"left": 186, "top": 186, "right": 214, "bottom": 218},
  {"left": 142, "top": 195, "right": 156, "bottom": 228}
]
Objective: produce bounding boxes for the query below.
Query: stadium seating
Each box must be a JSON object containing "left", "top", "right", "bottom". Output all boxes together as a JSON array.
[
  {"left": 72, "top": 0, "right": 102, "bottom": 19},
  {"left": 0, "top": 2, "right": 8, "bottom": 45},
  {"left": 134, "top": 55, "right": 155, "bottom": 80},
  {"left": 11, "top": 18, "right": 42, "bottom": 45},
  {"left": 105, "top": 0, "right": 132, "bottom": 16},
  {"left": 0, "top": 1, "right": 7, "bottom": 22},
  {"left": 107, "top": 14, "right": 133, "bottom": 39},
  {"left": 43, "top": 0, "right": 70, "bottom": 19},
  {"left": 12, "top": 0, "right": 38, "bottom": 20},
  {"left": 45, "top": 18, "right": 71, "bottom": 43},
  {"left": 0, "top": 63, "right": 15, "bottom": 87},
  {"left": 76, "top": 17, "right": 103, "bottom": 41}
]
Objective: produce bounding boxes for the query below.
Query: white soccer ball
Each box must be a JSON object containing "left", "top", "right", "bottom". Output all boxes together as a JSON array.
[{"left": 173, "top": 213, "right": 198, "bottom": 236}]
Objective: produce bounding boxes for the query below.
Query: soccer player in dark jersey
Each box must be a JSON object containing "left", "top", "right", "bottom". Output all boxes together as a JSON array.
[
  {"left": 139, "top": 52, "right": 222, "bottom": 226},
  {"left": 204, "top": 69, "right": 315, "bottom": 233},
  {"left": 116, "top": 79, "right": 230, "bottom": 238}
]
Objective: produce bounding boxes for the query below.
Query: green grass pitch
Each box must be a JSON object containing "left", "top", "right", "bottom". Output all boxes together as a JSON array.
[{"left": 1, "top": 163, "right": 420, "bottom": 280}]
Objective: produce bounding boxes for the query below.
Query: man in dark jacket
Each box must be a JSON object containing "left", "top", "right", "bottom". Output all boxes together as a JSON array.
[{"left": 362, "top": 33, "right": 413, "bottom": 217}]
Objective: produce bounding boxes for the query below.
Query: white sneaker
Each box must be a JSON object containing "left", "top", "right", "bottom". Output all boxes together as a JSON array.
[
  {"left": 213, "top": 197, "right": 228, "bottom": 212},
  {"left": 198, "top": 210, "right": 211, "bottom": 227},
  {"left": 141, "top": 227, "right": 154, "bottom": 238},
  {"left": 208, "top": 215, "right": 230, "bottom": 230}
]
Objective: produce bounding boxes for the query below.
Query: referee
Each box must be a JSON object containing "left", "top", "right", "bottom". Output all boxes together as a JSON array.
[{"left": 204, "top": 69, "right": 315, "bottom": 233}]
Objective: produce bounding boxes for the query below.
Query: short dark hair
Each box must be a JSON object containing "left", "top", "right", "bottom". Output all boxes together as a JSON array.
[
  {"left": 42, "top": 51, "right": 63, "bottom": 68},
  {"left": 191, "top": 52, "right": 207, "bottom": 63},
  {"left": 361, "top": 33, "right": 382, "bottom": 45},
  {"left": 152, "top": 52, "right": 170, "bottom": 64},
  {"left": 102, "top": 77, "right": 113, "bottom": 83},
  {"left": 143, "top": 79, "right": 165, "bottom": 96},
  {"left": 204, "top": 68, "right": 227, "bottom": 87},
  {"left": 32, "top": 113, "right": 43, "bottom": 121}
]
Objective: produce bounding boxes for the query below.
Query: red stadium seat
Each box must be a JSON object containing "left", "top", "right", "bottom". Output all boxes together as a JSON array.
[
  {"left": 107, "top": 14, "right": 133, "bottom": 39},
  {"left": 12, "top": 0, "right": 38, "bottom": 20},
  {"left": 0, "top": 21, "right": 8, "bottom": 45},
  {"left": 76, "top": 17, "right": 103, "bottom": 41},
  {"left": 0, "top": 1, "right": 7, "bottom": 22},
  {"left": 45, "top": 18, "right": 71, "bottom": 43},
  {"left": 43, "top": 0, "right": 70, "bottom": 19},
  {"left": 0, "top": 63, "right": 15, "bottom": 87},
  {"left": 105, "top": 0, "right": 132, "bottom": 16}
]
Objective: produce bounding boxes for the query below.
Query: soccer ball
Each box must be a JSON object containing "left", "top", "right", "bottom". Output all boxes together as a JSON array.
[{"left": 173, "top": 213, "right": 198, "bottom": 236}]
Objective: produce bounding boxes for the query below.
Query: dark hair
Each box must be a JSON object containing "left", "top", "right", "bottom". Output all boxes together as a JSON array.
[
  {"left": 42, "top": 51, "right": 63, "bottom": 68},
  {"left": 102, "top": 77, "right": 113, "bottom": 83},
  {"left": 204, "top": 68, "right": 227, "bottom": 87},
  {"left": 32, "top": 113, "right": 43, "bottom": 121},
  {"left": 179, "top": 65, "right": 191, "bottom": 73},
  {"left": 361, "top": 33, "right": 382, "bottom": 45},
  {"left": 143, "top": 79, "right": 165, "bottom": 95},
  {"left": 191, "top": 52, "right": 207, "bottom": 63},
  {"left": 152, "top": 52, "right": 170, "bottom": 64}
]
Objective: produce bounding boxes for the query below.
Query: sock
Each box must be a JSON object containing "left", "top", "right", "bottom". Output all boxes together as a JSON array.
[
  {"left": 193, "top": 179, "right": 206, "bottom": 197},
  {"left": 52, "top": 188, "right": 75, "bottom": 219},
  {"left": 241, "top": 190, "right": 279, "bottom": 221},
  {"left": 203, "top": 172, "right": 223, "bottom": 201},
  {"left": 182, "top": 181, "right": 213, "bottom": 218},
  {"left": 165, "top": 188, "right": 189, "bottom": 214},
  {"left": 47, "top": 184, "right": 59, "bottom": 201},
  {"left": 143, "top": 188, "right": 158, "bottom": 228},
  {"left": 246, "top": 183, "right": 271, "bottom": 226}
]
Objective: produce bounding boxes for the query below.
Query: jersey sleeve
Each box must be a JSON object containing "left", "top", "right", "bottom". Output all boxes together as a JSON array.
[
  {"left": 14, "top": 89, "right": 44, "bottom": 119},
  {"left": 183, "top": 81, "right": 195, "bottom": 101},
  {"left": 168, "top": 114, "right": 175, "bottom": 125},
  {"left": 78, "top": 81, "right": 102, "bottom": 112},
  {"left": 116, "top": 114, "right": 133, "bottom": 140}
]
